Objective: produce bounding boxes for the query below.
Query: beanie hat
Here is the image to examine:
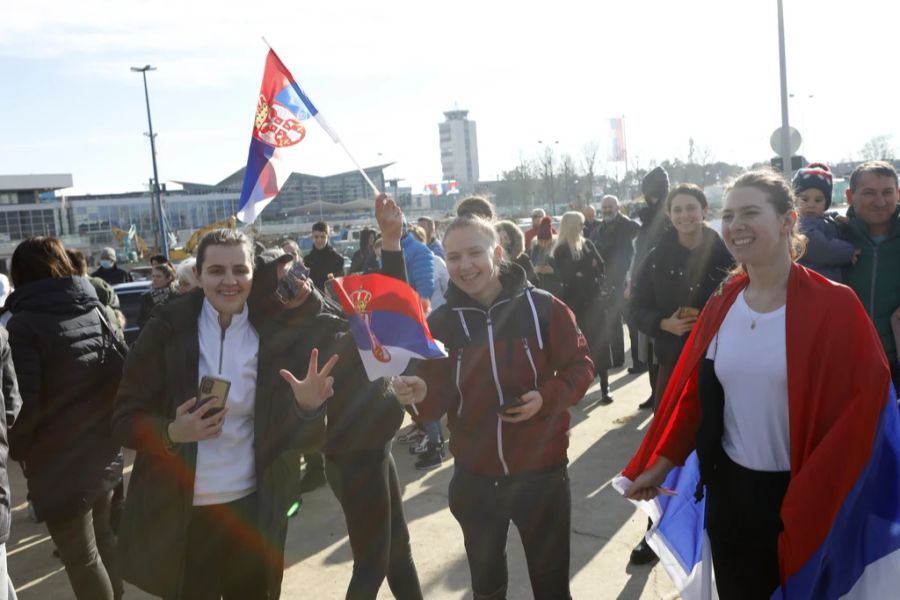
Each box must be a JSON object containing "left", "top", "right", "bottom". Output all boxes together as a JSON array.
[
  {"left": 537, "top": 216, "right": 553, "bottom": 241},
  {"left": 792, "top": 162, "right": 834, "bottom": 209},
  {"left": 641, "top": 166, "right": 669, "bottom": 203}
]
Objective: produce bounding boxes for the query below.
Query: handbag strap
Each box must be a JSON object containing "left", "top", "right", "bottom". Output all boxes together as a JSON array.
[{"left": 94, "top": 307, "right": 128, "bottom": 357}]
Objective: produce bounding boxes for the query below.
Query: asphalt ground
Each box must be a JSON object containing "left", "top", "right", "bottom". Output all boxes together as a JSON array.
[{"left": 7, "top": 364, "right": 679, "bottom": 599}]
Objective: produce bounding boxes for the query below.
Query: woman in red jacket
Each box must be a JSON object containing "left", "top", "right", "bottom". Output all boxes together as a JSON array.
[
  {"left": 622, "top": 170, "right": 893, "bottom": 598},
  {"left": 397, "top": 214, "right": 594, "bottom": 600}
]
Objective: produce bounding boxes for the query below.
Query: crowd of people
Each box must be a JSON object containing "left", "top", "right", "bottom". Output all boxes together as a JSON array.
[{"left": 0, "top": 160, "right": 897, "bottom": 599}]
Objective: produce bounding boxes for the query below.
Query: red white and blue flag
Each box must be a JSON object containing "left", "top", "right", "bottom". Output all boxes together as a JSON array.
[
  {"left": 330, "top": 273, "right": 447, "bottom": 381},
  {"left": 614, "top": 266, "right": 900, "bottom": 599},
  {"left": 237, "top": 50, "right": 339, "bottom": 223},
  {"left": 609, "top": 117, "right": 627, "bottom": 162}
]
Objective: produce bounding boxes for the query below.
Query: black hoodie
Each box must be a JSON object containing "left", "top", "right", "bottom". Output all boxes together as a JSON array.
[
  {"left": 6, "top": 276, "right": 124, "bottom": 521},
  {"left": 251, "top": 250, "right": 409, "bottom": 456}
]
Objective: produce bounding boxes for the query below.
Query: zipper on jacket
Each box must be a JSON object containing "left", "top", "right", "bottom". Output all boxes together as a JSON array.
[
  {"left": 869, "top": 243, "right": 879, "bottom": 317},
  {"left": 485, "top": 312, "right": 511, "bottom": 476},
  {"left": 219, "top": 325, "right": 226, "bottom": 374},
  {"left": 522, "top": 338, "right": 538, "bottom": 389},
  {"left": 455, "top": 349, "right": 465, "bottom": 417}
]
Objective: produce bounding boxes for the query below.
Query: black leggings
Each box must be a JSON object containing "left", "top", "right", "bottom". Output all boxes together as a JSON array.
[
  {"left": 705, "top": 454, "right": 790, "bottom": 600},
  {"left": 325, "top": 449, "right": 422, "bottom": 600},
  {"left": 45, "top": 490, "right": 121, "bottom": 600}
]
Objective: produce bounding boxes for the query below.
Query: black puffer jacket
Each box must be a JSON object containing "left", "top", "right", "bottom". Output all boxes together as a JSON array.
[
  {"left": 6, "top": 276, "right": 124, "bottom": 522},
  {"left": 0, "top": 329, "right": 22, "bottom": 544},
  {"left": 629, "top": 226, "right": 734, "bottom": 365}
]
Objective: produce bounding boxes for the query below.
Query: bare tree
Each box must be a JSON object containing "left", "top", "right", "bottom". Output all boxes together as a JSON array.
[
  {"left": 560, "top": 154, "right": 577, "bottom": 208},
  {"left": 861, "top": 135, "right": 896, "bottom": 161},
  {"left": 581, "top": 140, "right": 601, "bottom": 206}
]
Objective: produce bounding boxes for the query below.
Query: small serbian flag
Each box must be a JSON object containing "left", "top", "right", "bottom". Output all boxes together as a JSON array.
[
  {"left": 609, "top": 117, "right": 627, "bottom": 162},
  {"left": 237, "top": 49, "right": 340, "bottom": 224},
  {"left": 330, "top": 273, "right": 447, "bottom": 381}
]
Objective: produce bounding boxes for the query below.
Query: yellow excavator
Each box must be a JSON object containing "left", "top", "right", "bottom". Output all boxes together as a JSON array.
[
  {"left": 168, "top": 216, "right": 238, "bottom": 261},
  {"left": 111, "top": 227, "right": 150, "bottom": 258}
]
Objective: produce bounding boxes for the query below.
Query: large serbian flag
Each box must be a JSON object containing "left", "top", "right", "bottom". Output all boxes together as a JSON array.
[
  {"left": 237, "top": 49, "right": 339, "bottom": 223},
  {"left": 613, "top": 265, "right": 900, "bottom": 599},
  {"left": 330, "top": 273, "right": 447, "bottom": 381}
]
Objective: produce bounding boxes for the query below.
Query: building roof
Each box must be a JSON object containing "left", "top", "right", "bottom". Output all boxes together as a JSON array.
[
  {"left": 0, "top": 173, "right": 73, "bottom": 192},
  {"left": 215, "top": 163, "right": 396, "bottom": 188}
]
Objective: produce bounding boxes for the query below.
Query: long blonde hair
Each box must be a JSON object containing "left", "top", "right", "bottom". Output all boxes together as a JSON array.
[{"left": 554, "top": 211, "right": 585, "bottom": 260}]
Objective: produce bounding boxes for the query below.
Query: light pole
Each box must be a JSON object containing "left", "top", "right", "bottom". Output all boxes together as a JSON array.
[
  {"left": 776, "top": 0, "right": 791, "bottom": 175},
  {"left": 131, "top": 65, "right": 169, "bottom": 260},
  {"left": 538, "top": 140, "right": 559, "bottom": 216}
]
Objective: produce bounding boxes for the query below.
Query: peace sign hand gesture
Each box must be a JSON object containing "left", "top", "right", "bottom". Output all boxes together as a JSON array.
[{"left": 279, "top": 348, "right": 340, "bottom": 412}]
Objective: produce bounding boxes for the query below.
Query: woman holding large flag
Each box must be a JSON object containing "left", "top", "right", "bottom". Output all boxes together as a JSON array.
[
  {"left": 620, "top": 169, "right": 900, "bottom": 599},
  {"left": 396, "top": 214, "right": 594, "bottom": 599}
]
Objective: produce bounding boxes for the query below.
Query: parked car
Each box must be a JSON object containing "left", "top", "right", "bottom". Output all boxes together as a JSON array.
[
  {"left": 128, "top": 265, "right": 153, "bottom": 281},
  {"left": 112, "top": 280, "right": 152, "bottom": 345}
]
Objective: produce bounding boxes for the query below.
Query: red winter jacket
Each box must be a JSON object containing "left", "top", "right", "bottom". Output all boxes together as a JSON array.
[{"left": 415, "top": 265, "right": 594, "bottom": 476}]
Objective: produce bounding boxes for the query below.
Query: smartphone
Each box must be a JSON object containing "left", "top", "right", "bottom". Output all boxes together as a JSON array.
[
  {"left": 193, "top": 375, "right": 231, "bottom": 417},
  {"left": 496, "top": 397, "right": 526, "bottom": 416},
  {"left": 677, "top": 306, "right": 700, "bottom": 320},
  {"left": 276, "top": 261, "right": 310, "bottom": 302}
]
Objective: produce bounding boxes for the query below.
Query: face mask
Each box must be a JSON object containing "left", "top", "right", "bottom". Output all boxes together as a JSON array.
[{"left": 100, "top": 259, "right": 114, "bottom": 269}]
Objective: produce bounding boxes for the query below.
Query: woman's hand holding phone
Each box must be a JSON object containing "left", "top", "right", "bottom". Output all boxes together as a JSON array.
[
  {"left": 279, "top": 348, "right": 339, "bottom": 412},
  {"left": 168, "top": 397, "right": 228, "bottom": 443},
  {"left": 499, "top": 390, "right": 543, "bottom": 423}
]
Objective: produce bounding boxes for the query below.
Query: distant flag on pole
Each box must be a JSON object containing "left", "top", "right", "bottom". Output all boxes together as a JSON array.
[
  {"left": 609, "top": 117, "right": 627, "bottom": 162},
  {"left": 237, "top": 49, "right": 341, "bottom": 224},
  {"left": 330, "top": 273, "right": 447, "bottom": 381}
]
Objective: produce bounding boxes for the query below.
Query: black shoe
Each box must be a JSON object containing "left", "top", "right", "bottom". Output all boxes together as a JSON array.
[
  {"left": 638, "top": 396, "right": 654, "bottom": 410},
  {"left": 627, "top": 362, "right": 648, "bottom": 374},
  {"left": 629, "top": 539, "right": 658, "bottom": 565},
  {"left": 599, "top": 394, "right": 613, "bottom": 405},
  {"left": 415, "top": 441, "right": 445, "bottom": 471},
  {"left": 299, "top": 469, "right": 327, "bottom": 493}
]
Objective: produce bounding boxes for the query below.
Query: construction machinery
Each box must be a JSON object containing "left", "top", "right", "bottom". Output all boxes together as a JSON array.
[{"left": 169, "top": 216, "right": 238, "bottom": 261}]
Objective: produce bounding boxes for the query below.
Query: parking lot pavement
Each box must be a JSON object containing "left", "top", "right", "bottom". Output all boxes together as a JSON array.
[{"left": 8, "top": 366, "right": 678, "bottom": 599}]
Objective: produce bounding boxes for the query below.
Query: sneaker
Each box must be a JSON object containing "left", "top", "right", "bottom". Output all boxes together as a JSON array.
[
  {"left": 599, "top": 394, "right": 613, "bottom": 406},
  {"left": 629, "top": 538, "right": 658, "bottom": 565},
  {"left": 627, "top": 361, "right": 648, "bottom": 374},
  {"left": 638, "top": 396, "right": 654, "bottom": 410},
  {"left": 299, "top": 468, "right": 327, "bottom": 493},
  {"left": 409, "top": 436, "right": 430, "bottom": 455},
  {"left": 415, "top": 442, "right": 445, "bottom": 471},
  {"left": 398, "top": 426, "right": 425, "bottom": 444}
]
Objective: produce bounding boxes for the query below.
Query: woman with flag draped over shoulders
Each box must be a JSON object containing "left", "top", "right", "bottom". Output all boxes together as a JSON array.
[{"left": 618, "top": 169, "right": 900, "bottom": 600}]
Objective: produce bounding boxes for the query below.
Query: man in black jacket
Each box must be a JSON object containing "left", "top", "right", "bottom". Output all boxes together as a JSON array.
[
  {"left": 305, "top": 221, "right": 345, "bottom": 291},
  {"left": 251, "top": 195, "right": 423, "bottom": 600},
  {"left": 91, "top": 248, "right": 133, "bottom": 285},
  {"left": 0, "top": 328, "right": 22, "bottom": 599},
  {"left": 591, "top": 195, "right": 639, "bottom": 368}
]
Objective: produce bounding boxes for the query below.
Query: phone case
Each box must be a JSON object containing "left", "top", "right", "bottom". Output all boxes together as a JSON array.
[{"left": 194, "top": 376, "right": 231, "bottom": 415}]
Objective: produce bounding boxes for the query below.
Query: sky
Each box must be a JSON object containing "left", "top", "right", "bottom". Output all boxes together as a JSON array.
[{"left": 1, "top": 0, "right": 897, "bottom": 196}]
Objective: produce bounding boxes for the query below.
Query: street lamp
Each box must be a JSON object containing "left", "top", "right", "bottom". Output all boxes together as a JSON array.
[
  {"left": 130, "top": 65, "right": 168, "bottom": 260},
  {"left": 538, "top": 140, "right": 559, "bottom": 216}
]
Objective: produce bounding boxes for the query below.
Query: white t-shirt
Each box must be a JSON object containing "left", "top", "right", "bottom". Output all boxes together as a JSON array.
[
  {"left": 194, "top": 299, "right": 259, "bottom": 506},
  {"left": 706, "top": 291, "right": 790, "bottom": 472}
]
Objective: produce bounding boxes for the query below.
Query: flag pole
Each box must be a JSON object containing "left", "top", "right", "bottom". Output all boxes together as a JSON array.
[{"left": 260, "top": 37, "right": 383, "bottom": 198}]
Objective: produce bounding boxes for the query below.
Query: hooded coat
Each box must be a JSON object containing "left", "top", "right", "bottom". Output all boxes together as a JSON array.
[
  {"left": 112, "top": 289, "right": 327, "bottom": 599},
  {"left": 414, "top": 264, "right": 594, "bottom": 476},
  {"left": 6, "top": 276, "right": 124, "bottom": 522}
]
